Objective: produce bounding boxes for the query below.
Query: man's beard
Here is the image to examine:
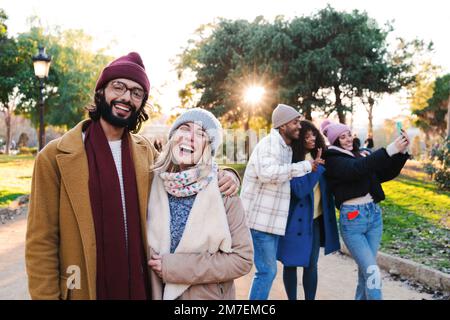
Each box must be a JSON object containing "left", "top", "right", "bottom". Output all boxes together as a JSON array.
[
  {"left": 96, "top": 96, "right": 139, "bottom": 129},
  {"left": 285, "top": 127, "right": 299, "bottom": 141}
]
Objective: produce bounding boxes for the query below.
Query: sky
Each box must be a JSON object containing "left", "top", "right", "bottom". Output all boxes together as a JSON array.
[{"left": 1, "top": 0, "right": 450, "bottom": 131}]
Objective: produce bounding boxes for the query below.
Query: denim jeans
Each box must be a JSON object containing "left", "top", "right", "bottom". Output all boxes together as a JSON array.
[
  {"left": 340, "top": 202, "right": 383, "bottom": 300},
  {"left": 283, "top": 217, "right": 321, "bottom": 300},
  {"left": 248, "top": 229, "right": 280, "bottom": 300}
]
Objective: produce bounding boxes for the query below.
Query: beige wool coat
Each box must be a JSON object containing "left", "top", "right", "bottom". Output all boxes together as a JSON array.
[{"left": 149, "top": 194, "right": 254, "bottom": 300}]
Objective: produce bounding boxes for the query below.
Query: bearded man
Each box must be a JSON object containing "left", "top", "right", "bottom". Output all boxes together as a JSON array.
[{"left": 25, "top": 52, "right": 239, "bottom": 300}]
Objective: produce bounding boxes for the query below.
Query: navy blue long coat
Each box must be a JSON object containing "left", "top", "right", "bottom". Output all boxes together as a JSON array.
[{"left": 277, "top": 165, "right": 340, "bottom": 267}]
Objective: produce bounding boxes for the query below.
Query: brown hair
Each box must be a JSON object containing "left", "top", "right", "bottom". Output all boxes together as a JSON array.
[{"left": 333, "top": 137, "right": 362, "bottom": 158}]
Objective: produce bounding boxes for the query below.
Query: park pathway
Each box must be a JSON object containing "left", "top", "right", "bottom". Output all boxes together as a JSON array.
[{"left": 0, "top": 215, "right": 435, "bottom": 300}]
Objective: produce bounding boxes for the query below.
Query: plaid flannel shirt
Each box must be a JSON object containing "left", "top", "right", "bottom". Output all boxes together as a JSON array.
[{"left": 240, "top": 128, "right": 312, "bottom": 236}]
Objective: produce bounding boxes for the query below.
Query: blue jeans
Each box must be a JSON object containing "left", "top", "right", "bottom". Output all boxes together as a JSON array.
[
  {"left": 249, "top": 229, "right": 280, "bottom": 300},
  {"left": 340, "top": 202, "right": 383, "bottom": 300},
  {"left": 283, "top": 217, "right": 321, "bottom": 300}
]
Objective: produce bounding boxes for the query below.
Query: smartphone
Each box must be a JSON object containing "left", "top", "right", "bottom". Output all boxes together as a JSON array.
[{"left": 396, "top": 121, "right": 403, "bottom": 135}]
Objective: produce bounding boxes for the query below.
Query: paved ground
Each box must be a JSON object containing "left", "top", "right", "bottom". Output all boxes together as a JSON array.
[
  {"left": 235, "top": 252, "right": 435, "bottom": 300},
  {"left": 0, "top": 215, "right": 29, "bottom": 300},
  {"left": 0, "top": 215, "right": 435, "bottom": 300}
]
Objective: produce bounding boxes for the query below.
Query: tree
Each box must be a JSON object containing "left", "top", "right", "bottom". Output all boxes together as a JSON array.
[
  {"left": 405, "top": 42, "right": 440, "bottom": 112},
  {"left": 0, "top": 13, "right": 117, "bottom": 151},
  {"left": 383, "top": 119, "right": 396, "bottom": 144},
  {"left": 304, "top": 6, "right": 412, "bottom": 124},
  {"left": 411, "top": 135, "right": 422, "bottom": 158},
  {"left": 354, "top": 37, "right": 422, "bottom": 138},
  {"left": 176, "top": 17, "right": 282, "bottom": 128},
  {"left": 0, "top": 89, "right": 22, "bottom": 154},
  {"left": 176, "top": 6, "right": 416, "bottom": 126},
  {"left": 14, "top": 20, "right": 113, "bottom": 130},
  {"left": 145, "top": 91, "right": 163, "bottom": 123},
  {"left": 0, "top": 9, "right": 20, "bottom": 154},
  {"left": 397, "top": 38, "right": 441, "bottom": 146},
  {"left": 413, "top": 74, "right": 450, "bottom": 139},
  {"left": 0, "top": 9, "right": 6, "bottom": 37}
]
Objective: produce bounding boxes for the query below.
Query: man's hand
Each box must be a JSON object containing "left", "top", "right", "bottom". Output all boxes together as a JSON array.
[
  {"left": 218, "top": 170, "right": 239, "bottom": 196},
  {"left": 153, "top": 139, "right": 163, "bottom": 153},
  {"left": 309, "top": 148, "right": 325, "bottom": 172},
  {"left": 148, "top": 254, "right": 163, "bottom": 278}
]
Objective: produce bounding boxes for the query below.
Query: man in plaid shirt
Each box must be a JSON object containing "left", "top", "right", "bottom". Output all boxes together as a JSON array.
[{"left": 241, "top": 104, "right": 323, "bottom": 300}]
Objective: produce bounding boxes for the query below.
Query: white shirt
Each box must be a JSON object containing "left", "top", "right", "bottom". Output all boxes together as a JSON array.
[{"left": 108, "top": 139, "right": 128, "bottom": 248}]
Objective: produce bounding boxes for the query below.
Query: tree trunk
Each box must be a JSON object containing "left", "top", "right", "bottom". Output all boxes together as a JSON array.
[
  {"left": 424, "top": 131, "right": 431, "bottom": 151},
  {"left": 305, "top": 104, "right": 312, "bottom": 121},
  {"left": 447, "top": 96, "right": 450, "bottom": 139},
  {"left": 4, "top": 108, "right": 11, "bottom": 156},
  {"left": 350, "top": 110, "right": 354, "bottom": 131},
  {"left": 334, "top": 86, "right": 346, "bottom": 124},
  {"left": 367, "top": 99, "right": 374, "bottom": 138},
  {"left": 244, "top": 112, "right": 250, "bottom": 161}
]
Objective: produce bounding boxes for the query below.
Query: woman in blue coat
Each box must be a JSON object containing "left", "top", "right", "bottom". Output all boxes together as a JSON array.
[{"left": 277, "top": 120, "right": 340, "bottom": 300}]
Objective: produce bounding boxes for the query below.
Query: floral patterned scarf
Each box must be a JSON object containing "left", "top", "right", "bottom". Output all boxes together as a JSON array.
[{"left": 159, "top": 163, "right": 219, "bottom": 197}]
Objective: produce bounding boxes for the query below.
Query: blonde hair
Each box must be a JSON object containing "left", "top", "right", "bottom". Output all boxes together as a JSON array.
[{"left": 152, "top": 133, "right": 213, "bottom": 177}]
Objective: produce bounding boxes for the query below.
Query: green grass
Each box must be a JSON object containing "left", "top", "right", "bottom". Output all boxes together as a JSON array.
[
  {"left": 380, "top": 174, "right": 450, "bottom": 273},
  {"left": 382, "top": 176, "right": 450, "bottom": 226},
  {"left": 0, "top": 155, "right": 35, "bottom": 207}
]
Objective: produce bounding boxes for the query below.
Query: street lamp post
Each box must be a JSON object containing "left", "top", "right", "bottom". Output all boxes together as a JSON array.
[{"left": 32, "top": 46, "right": 51, "bottom": 151}]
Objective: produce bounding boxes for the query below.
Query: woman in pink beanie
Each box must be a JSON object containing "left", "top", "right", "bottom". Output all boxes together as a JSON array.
[{"left": 321, "top": 119, "right": 410, "bottom": 300}]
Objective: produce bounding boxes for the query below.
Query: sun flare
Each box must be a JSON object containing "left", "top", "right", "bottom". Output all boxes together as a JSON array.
[{"left": 244, "top": 86, "right": 265, "bottom": 105}]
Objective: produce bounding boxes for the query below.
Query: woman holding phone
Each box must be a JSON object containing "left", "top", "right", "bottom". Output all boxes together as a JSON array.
[{"left": 321, "top": 120, "right": 410, "bottom": 300}]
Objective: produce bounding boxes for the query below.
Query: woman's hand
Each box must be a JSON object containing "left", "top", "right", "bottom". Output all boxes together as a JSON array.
[
  {"left": 360, "top": 150, "right": 371, "bottom": 157},
  {"left": 309, "top": 148, "right": 325, "bottom": 172},
  {"left": 148, "top": 254, "right": 163, "bottom": 278},
  {"left": 400, "top": 130, "right": 410, "bottom": 151},
  {"left": 394, "top": 132, "right": 410, "bottom": 153},
  {"left": 387, "top": 131, "right": 410, "bottom": 156}
]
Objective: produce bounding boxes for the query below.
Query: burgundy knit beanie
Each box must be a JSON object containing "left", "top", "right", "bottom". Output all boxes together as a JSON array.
[{"left": 95, "top": 52, "right": 150, "bottom": 93}]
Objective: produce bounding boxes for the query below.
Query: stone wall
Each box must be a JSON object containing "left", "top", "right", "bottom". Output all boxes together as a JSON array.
[{"left": 0, "top": 195, "right": 29, "bottom": 224}]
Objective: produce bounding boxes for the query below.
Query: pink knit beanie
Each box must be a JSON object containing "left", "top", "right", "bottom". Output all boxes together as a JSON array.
[{"left": 320, "top": 119, "right": 351, "bottom": 145}]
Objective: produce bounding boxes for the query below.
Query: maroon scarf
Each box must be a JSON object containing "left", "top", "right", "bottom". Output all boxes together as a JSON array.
[{"left": 84, "top": 120, "right": 149, "bottom": 300}]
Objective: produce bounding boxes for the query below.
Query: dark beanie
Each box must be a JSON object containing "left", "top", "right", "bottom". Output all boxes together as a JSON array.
[{"left": 95, "top": 52, "right": 150, "bottom": 93}]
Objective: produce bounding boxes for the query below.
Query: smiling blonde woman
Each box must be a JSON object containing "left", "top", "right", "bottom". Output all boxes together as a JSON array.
[{"left": 147, "top": 108, "right": 253, "bottom": 300}]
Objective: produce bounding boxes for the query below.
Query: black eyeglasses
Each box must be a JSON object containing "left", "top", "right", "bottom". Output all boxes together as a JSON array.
[{"left": 109, "top": 80, "right": 145, "bottom": 102}]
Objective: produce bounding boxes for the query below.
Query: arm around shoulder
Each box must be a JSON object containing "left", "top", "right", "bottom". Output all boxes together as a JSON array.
[{"left": 325, "top": 148, "right": 391, "bottom": 181}]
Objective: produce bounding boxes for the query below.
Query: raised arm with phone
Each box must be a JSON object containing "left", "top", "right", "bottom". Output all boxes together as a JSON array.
[{"left": 321, "top": 119, "right": 410, "bottom": 300}]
